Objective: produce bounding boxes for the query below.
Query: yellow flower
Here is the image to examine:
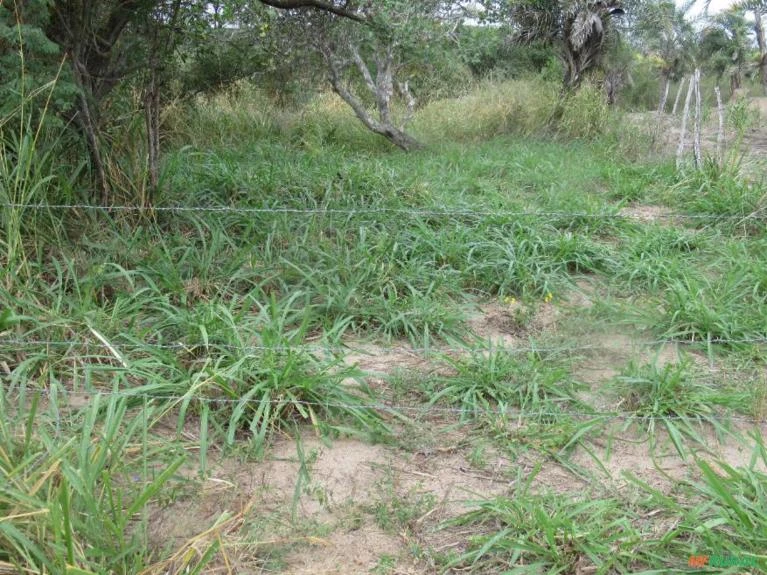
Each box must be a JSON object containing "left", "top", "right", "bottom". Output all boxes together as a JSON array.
[
  {"left": 503, "top": 295, "right": 517, "bottom": 305},
  {"left": 543, "top": 292, "right": 553, "bottom": 303}
]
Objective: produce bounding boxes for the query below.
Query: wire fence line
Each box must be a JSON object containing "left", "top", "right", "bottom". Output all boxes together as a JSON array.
[
  {"left": 3, "top": 203, "right": 765, "bottom": 423},
  {"left": 5, "top": 384, "right": 766, "bottom": 423},
  {"left": 2, "top": 336, "right": 767, "bottom": 356},
  {"left": 2, "top": 201, "right": 764, "bottom": 221}
]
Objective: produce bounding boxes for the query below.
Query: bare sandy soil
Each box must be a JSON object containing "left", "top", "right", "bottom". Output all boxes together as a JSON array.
[{"left": 143, "top": 284, "right": 766, "bottom": 574}]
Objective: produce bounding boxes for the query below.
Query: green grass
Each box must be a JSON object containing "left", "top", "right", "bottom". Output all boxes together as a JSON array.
[
  {"left": 657, "top": 160, "right": 767, "bottom": 231},
  {"left": 486, "top": 412, "right": 604, "bottom": 457},
  {"left": 422, "top": 349, "right": 581, "bottom": 420},
  {"left": 443, "top": 469, "right": 648, "bottom": 574},
  {"left": 445, "top": 445, "right": 767, "bottom": 574},
  {"left": 624, "top": 437, "right": 767, "bottom": 573},
  {"left": 610, "top": 360, "right": 748, "bottom": 457},
  {"left": 653, "top": 269, "right": 767, "bottom": 342},
  {"left": 4, "top": 78, "right": 767, "bottom": 573},
  {"left": 0, "top": 388, "right": 198, "bottom": 574},
  {"left": 608, "top": 225, "right": 708, "bottom": 294}
]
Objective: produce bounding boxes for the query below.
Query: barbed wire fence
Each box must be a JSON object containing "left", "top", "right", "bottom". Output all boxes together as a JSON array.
[
  {"left": 2, "top": 201, "right": 766, "bottom": 428},
  {"left": 5, "top": 385, "right": 767, "bottom": 423},
  {"left": 2, "top": 333, "right": 766, "bottom": 424},
  {"left": 2, "top": 202, "right": 765, "bottom": 221}
]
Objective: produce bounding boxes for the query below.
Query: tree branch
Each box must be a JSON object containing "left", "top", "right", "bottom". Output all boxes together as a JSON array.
[
  {"left": 349, "top": 43, "right": 377, "bottom": 95},
  {"left": 320, "top": 44, "right": 382, "bottom": 133},
  {"left": 259, "top": 0, "right": 365, "bottom": 22}
]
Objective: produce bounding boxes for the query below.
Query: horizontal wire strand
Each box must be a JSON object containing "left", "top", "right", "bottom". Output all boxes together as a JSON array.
[
  {"left": 2, "top": 336, "right": 766, "bottom": 355},
  {"left": 2, "top": 202, "right": 764, "bottom": 220},
  {"left": 6, "top": 384, "right": 766, "bottom": 423}
]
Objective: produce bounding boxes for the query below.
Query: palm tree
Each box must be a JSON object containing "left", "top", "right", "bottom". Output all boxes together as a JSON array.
[
  {"left": 730, "top": 0, "right": 767, "bottom": 94},
  {"left": 699, "top": 8, "right": 752, "bottom": 95},
  {"left": 754, "top": 6, "right": 767, "bottom": 94},
  {"left": 632, "top": 0, "right": 696, "bottom": 113},
  {"left": 510, "top": 0, "right": 626, "bottom": 89}
]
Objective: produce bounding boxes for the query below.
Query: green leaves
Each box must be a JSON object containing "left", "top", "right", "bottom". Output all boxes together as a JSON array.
[{"left": 0, "top": 389, "right": 190, "bottom": 574}]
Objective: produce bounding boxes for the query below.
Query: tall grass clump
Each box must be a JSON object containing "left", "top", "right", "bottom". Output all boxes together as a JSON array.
[
  {"left": 687, "top": 444, "right": 767, "bottom": 567},
  {"left": 609, "top": 225, "right": 706, "bottom": 293},
  {"left": 661, "top": 160, "right": 766, "bottom": 224},
  {"left": 610, "top": 360, "right": 746, "bottom": 456},
  {"left": 443, "top": 471, "right": 647, "bottom": 573},
  {"left": 412, "top": 78, "right": 559, "bottom": 143},
  {"left": 0, "top": 388, "right": 211, "bottom": 574},
  {"left": 164, "top": 83, "right": 282, "bottom": 148},
  {"left": 422, "top": 348, "right": 579, "bottom": 419},
  {"left": 557, "top": 83, "right": 610, "bottom": 140},
  {"left": 155, "top": 293, "right": 393, "bottom": 449},
  {"left": 166, "top": 84, "right": 388, "bottom": 154},
  {"left": 651, "top": 266, "right": 767, "bottom": 342},
  {"left": 628, "top": 439, "right": 767, "bottom": 572},
  {"left": 461, "top": 221, "right": 610, "bottom": 297},
  {"left": 0, "top": 84, "right": 62, "bottom": 287}
]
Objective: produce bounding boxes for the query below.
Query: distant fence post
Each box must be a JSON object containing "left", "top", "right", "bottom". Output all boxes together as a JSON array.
[
  {"left": 693, "top": 69, "right": 702, "bottom": 169},
  {"left": 715, "top": 86, "right": 725, "bottom": 166},
  {"left": 676, "top": 72, "right": 696, "bottom": 169},
  {"left": 672, "top": 77, "right": 686, "bottom": 116}
]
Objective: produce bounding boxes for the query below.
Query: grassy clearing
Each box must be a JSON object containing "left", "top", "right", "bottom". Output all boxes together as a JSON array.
[{"left": 3, "top": 79, "right": 767, "bottom": 573}]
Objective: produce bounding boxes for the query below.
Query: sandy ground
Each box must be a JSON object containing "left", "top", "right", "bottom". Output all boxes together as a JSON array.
[{"left": 142, "top": 284, "right": 766, "bottom": 574}]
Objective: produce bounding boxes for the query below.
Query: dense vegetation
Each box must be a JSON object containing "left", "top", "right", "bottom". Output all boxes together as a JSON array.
[{"left": 1, "top": 1, "right": 767, "bottom": 574}]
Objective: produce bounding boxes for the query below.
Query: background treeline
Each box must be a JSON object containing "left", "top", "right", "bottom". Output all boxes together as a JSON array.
[{"left": 1, "top": 0, "right": 767, "bottom": 208}]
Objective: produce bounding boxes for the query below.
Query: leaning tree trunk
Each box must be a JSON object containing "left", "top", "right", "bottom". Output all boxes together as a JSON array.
[{"left": 320, "top": 42, "right": 422, "bottom": 152}]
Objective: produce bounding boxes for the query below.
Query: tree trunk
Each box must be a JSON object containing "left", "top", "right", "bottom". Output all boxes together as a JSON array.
[
  {"left": 715, "top": 85, "right": 725, "bottom": 165},
  {"left": 755, "top": 8, "right": 767, "bottom": 95},
  {"left": 671, "top": 77, "right": 686, "bottom": 116},
  {"left": 730, "top": 71, "right": 741, "bottom": 96},
  {"left": 395, "top": 80, "right": 416, "bottom": 128},
  {"left": 72, "top": 59, "right": 110, "bottom": 205},
  {"left": 380, "top": 126, "right": 422, "bottom": 151},
  {"left": 561, "top": 49, "right": 580, "bottom": 90},
  {"left": 676, "top": 72, "right": 695, "bottom": 169},
  {"left": 321, "top": 43, "right": 422, "bottom": 152},
  {"left": 327, "top": 70, "right": 422, "bottom": 151},
  {"left": 693, "top": 69, "right": 702, "bottom": 169},
  {"left": 144, "top": 45, "right": 161, "bottom": 205}
]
